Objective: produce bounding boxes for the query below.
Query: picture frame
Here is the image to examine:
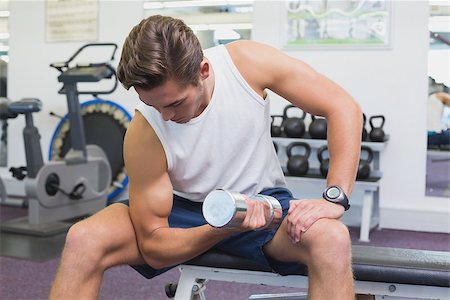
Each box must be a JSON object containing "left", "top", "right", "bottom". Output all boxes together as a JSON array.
[{"left": 281, "top": 0, "right": 393, "bottom": 50}]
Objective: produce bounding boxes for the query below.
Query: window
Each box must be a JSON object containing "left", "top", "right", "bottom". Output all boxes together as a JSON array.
[
  {"left": 143, "top": 0, "right": 254, "bottom": 48},
  {"left": 0, "top": 0, "right": 8, "bottom": 62},
  {"left": 428, "top": 1, "right": 449, "bottom": 91}
]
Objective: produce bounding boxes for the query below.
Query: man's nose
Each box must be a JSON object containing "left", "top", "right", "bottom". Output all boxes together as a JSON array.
[{"left": 161, "top": 108, "right": 175, "bottom": 121}]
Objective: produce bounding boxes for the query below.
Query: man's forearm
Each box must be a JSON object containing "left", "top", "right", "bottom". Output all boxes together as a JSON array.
[
  {"left": 326, "top": 103, "right": 362, "bottom": 196},
  {"left": 139, "top": 224, "right": 233, "bottom": 269}
]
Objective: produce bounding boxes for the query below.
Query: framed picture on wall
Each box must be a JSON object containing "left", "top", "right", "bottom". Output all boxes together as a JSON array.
[
  {"left": 282, "top": 0, "right": 392, "bottom": 50},
  {"left": 45, "top": 0, "right": 99, "bottom": 43}
]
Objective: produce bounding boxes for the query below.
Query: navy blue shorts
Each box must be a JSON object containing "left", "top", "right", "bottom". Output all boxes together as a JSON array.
[{"left": 118, "top": 187, "right": 297, "bottom": 278}]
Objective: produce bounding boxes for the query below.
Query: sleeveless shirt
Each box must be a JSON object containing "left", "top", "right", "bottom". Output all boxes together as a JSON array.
[{"left": 135, "top": 44, "right": 286, "bottom": 202}]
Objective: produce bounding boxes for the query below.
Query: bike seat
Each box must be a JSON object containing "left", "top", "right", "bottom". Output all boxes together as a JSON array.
[
  {"left": 58, "top": 65, "right": 114, "bottom": 83},
  {"left": 8, "top": 98, "right": 42, "bottom": 114}
]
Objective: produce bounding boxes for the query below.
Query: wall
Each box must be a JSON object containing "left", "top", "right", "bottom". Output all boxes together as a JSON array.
[
  {"left": 253, "top": 1, "right": 449, "bottom": 233},
  {"left": 5, "top": 1, "right": 449, "bottom": 232}
]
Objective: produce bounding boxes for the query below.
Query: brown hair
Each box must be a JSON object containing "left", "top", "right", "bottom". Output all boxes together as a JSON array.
[{"left": 117, "top": 15, "right": 203, "bottom": 90}]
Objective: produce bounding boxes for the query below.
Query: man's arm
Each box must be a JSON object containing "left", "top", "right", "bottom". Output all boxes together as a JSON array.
[
  {"left": 125, "top": 111, "right": 236, "bottom": 269},
  {"left": 227, "top": 41, "right": 361, "bottom": 240},
  {"left": 228, "top": 41, "right": 361, "bottom": 196}
]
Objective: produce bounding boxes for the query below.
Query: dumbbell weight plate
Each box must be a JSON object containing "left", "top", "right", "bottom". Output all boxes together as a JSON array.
[{"left": 202, "top": 190, "right": 247, "bottom": 228}]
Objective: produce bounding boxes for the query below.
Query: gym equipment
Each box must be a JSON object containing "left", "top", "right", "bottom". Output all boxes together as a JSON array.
[
  {"left": 0, "top": 43, "right": 117, "bottom": 236},
  {"left": 0, "top": 58, "right": 6, "bottom": 97},
  {"left": 0, "top": 97, "right": 18, "bottom": 167},
  {"left": 308, "top": 115, "right": 327, "bottom": 139},
  {"left": 317, "top": 145, "right": 330, "bottom": 178},
  {"left": 430, "top": 31, "right": 450, "bottom": 47},
  {"left": 202, "top": 189, "right": 282, "bottom": 230},
  {"left": 282, "top": 105, "right": 306, "bottom": 138},
  {"left": 369, "top": 115, "right": 386, "bottom": 142},
  {"left": 270, "top": 115, "right": 283, "bottom": 137},
  {"left": 0, "top": 98, "right": 22, "bottom": 207},
  {"left": 362, "top": 113, "right": 368, "bottom": 141},
  {"left": 357, "top": 146, "right": 373, "bottom": 180},
  {"left": 49, "top": 99, "right": 131, "bottom": 201},
  {"left": 286, "top": 142, "right": 311, "bottom": 177},
  {"left": 148, "top": 245, "right": 450, "bottom": 300}
]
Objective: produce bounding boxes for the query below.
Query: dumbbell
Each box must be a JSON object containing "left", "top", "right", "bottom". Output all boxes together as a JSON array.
[{"left": 202, "top": 189, "right": 282, "bottom": 230}]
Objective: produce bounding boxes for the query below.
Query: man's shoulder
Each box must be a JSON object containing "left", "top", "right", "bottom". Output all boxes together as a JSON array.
[
  {"left": 124, "top": 111, "right": 167, "bottom": 172},
  {"left": 225, "top": 40, "right": 263, "bottom": 57},
  {"left": 224, "top": 40, "right": 285, "bottom": 90},
  {"left": 125, "top": 111, "right": 160, "bottom": 150}
]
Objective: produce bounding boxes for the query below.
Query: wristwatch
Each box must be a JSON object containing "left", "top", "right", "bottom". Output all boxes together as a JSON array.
[{"left": 322, "top": 185, "right": 350, "bottom": 211}]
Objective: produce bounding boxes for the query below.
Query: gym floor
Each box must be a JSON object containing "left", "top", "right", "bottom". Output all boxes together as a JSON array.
[
  {"left": 425, "top": 152, "right": 450, "bottom": 197},
  {"left": 1, "top": 204, "right": 449, "bottom": 300}
]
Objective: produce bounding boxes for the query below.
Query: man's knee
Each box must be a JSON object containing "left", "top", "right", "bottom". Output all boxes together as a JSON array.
[
  {"left": 63, "top": 219, "right": 107, "bottom": 266},
  {"left": 304, "top": 218, "right": 351, "bottom": 263}
]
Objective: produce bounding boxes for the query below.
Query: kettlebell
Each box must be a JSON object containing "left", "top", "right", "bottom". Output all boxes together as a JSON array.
[
  {"left": 286, "top": 142, "right": 311, "bottom": 176},
  {"left": 357, "top": 146, "right": 373, "bottom": 180},
  {"left": 317, "top": 145, "right": 330, "bottom": 178},
  {"left": 282, "top": 105, "right": 306, "bottom": 138},
  {"left": 362, "top": 113, "right": 368, "bottom": 141},
  {"left": 369, "top": 115, "right": 385, "bottom": 142},
  {"left": 271, "top": 115, "right": 284, "bottom": 137},
  {"left": 308, "top": 115, "right": 327, "bottom": 139}
]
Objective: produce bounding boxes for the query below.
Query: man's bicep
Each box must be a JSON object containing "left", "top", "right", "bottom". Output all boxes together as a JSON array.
[
  {"left": 124, "top": 111, "right": 173, "bottom": 239},
  {"left": 129, "top": 173, "right": 173, "bottom": 240}
]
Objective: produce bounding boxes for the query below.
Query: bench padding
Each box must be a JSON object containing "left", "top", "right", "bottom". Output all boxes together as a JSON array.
[{"left": 133, "top": 245, "right": 450, "bottom": 288}]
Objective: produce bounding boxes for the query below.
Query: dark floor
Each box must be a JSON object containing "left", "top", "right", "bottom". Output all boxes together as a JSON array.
[{"left": 1, "top": 204, "right": 449, "bottom": 300}]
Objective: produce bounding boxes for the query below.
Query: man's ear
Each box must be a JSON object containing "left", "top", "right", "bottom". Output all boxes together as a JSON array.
[{"left": 199, "top": 59, "right": 210, "bottom": 80}]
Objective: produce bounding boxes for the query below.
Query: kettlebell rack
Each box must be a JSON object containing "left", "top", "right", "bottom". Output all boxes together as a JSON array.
[{"left": 272, "top": 137, "right": 388, "bottom": 242}]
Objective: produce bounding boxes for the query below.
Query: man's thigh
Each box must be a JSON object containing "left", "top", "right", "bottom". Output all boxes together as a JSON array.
[
  {"left": 263, "top": 217, "right": 347, "bottom": 266},
  {"left": 262, "top": 217, "right": 310, "bottom": 265}
]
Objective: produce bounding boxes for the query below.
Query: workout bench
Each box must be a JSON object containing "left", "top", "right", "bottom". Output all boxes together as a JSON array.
[{"left": 133, "top": 245, "right": 450, "bottom": 299}]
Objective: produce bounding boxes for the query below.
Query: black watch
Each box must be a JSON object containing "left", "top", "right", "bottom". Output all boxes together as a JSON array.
[{"left": 322, "top": 185, "right": 350, "bottom": 211}]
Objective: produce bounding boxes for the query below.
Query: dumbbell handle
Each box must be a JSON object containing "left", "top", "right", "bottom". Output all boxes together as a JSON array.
[
  {"left": 254, "top": 194, "right": 281, "bottom": 230},
  {"left": 202, "top": 189, "right": 282, "bottom": 230}
]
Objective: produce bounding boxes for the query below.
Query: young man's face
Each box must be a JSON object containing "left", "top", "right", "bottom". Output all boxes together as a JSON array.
[{"left": 135, "top": 79, "right": 206, "bottom": 124}]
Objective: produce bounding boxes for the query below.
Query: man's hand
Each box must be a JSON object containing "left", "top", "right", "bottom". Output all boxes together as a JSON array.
[
  {"left": 286, "top": 199, "right": 345, "bottom": 243},
  {"left": 242, "top": 197, "right": 276, "bottom": 230}
]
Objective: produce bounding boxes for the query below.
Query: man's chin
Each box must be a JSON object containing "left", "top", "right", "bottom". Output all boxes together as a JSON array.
[{"left": 174, "top": 118, "right": 189, "bottom": 124}]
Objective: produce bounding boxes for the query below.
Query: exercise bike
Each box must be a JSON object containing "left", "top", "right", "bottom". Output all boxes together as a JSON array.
[{"left": 1, "top": 43, "right": 119, "bottom": 236}]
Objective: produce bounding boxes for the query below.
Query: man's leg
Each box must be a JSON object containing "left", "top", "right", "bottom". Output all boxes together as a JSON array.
[
  {"left": 263, "top": 218, "right": 354, "bottom": 300},
  {"left": 49, "top": 203, "right": 146, "bottom": 300}
]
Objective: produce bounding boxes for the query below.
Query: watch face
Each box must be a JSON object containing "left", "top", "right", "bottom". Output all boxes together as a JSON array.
[{"left": 326, "top": 187, "right": 340, "bottom": 199}]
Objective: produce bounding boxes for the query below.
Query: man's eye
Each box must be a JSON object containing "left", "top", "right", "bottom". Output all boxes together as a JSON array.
[{"left": 173, "top": 101, "right": 183, "bottom": 107}]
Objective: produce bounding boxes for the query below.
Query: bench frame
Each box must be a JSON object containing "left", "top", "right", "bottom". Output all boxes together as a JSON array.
[{"left": 173, "top": 265, "right": 450, "bottom": 300}]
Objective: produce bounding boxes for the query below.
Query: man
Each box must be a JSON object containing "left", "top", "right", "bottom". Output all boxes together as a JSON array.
[
  {"left": 50, "top": 15, "right": 361, "bottom": 299},
  {"left": 427, "top": 91, "right": 450, "bottom": 148}
]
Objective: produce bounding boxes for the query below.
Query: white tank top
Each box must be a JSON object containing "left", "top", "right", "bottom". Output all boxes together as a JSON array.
[{"left": 136, "top": 44, "right": 286, "bottom": 202}]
